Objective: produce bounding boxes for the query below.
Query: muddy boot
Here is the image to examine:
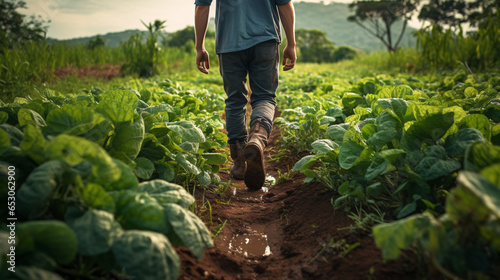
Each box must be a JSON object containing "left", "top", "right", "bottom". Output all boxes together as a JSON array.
[
  {"left": 229, "top": 140, "right": 246, "bottom": 180},
  {"left": 244, "top": 122, "right": 269, "bottom": 190}
]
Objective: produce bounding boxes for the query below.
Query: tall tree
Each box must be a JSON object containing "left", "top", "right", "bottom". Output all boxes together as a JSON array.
[
  {"left": 348, "top": 0, "right": 419, "bottom": 52},
  {"left": 0, "top": 0, "right": 48, "bottom": 47}
]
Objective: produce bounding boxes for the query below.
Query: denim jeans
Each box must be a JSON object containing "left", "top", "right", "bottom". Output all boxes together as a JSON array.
[{"left": 218, "top": 40, "right": 279, "bottom": 144}]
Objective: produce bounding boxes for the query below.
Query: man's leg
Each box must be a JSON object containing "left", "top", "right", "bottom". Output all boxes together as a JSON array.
[
  {"left": 244, "top": 40, "right": 280, "bottom": 189},
  {"left": 219, "top": 52, "right": 249, "bottom": 179}
]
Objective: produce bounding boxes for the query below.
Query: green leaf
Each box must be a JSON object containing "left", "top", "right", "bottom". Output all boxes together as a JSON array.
[
  {"left": 46, "top": 134, "right": 121, "bottom": 183},
  {"left": 18, "top": 108, "right": 46, "bottom": 128},
  {"left": 311, "top": 139, "right": 339, "bottom": 153},
  {"left": 366, "top": 154, "right": 388, "bottom": 181},
  {"left": 415, "top": 156, "right": 461, "bottom": 181},
  {"left": 197, "top": 170, "right": 211, "bottom": 186},
  {"left": 342, "top": 92, "right": 365, "bottom": 110},
  {"left": 201, "top": 153, "right": 227, "bottom": 165},
  {"left": 458, "top": 114, "right": 491, "bottom": 141},
  {"left": 464, "top": 86, "right": 478, "bottom": 98},
  {"left": 96, "top": 89, "right": 139, "bottom": 124},
  {"left": 456, "top": 171, "right": 500, "bottom": 219},
  {"left": 339, "top": 141, "right": 365, "bottom": 169},
  {"left": 17, "top": 160, "right": 66, "bottom": 219},
  {"left": 175, "top": 154, "right": 200, "bottom": 175},
  {"left": 0, "top": 124, "right": 23, "bottom": 146},
  {"left": 66, "top": 209, "right": 122, "bottom": 256},
  {"left": 84, "top": 115, "right": 113, "bottom": 142},
  {"left": 391, "top": 85, "right": 413, "bottom": 98},
  {"left": 111, "top": 191, "right": 168, "bottom": 233},
  {"left": 480, "top": 163, "right": 500, "bottom": 187},
  {"left": 444, "top": 128, "right": 486, "bottom": 156},
  {"left": 0, "top": 128, "right": 11, "bottom": 155},
  {"left": 377, "top": 98, "right": 408, "bottom": 122},
  {"left": 19, "top": 124, "right": 48, "bottom": 163},
  {"left": 401, "top": 112, "right": 455, "bottom": 150},
  {"left": 326, "top": 123, "right": 349, "bottom": 144},
  {"left": 292, "top": 155, "right": 316, "bottom": 171},
  {"left": 18, "top": 220, "right": 77, "bottom": 265},
  {"left": 45, "top": 105, "right": 95, "bottom": 136},
  {"left": 464, "top": 142, "right": 500, "bottom": 172},
  {"left": 164, "top": 204, "right": 213, "bottom": 259},
  {"left": 134, "top": 157, "right": 155, "bottom": 179},
  {"left": 137, "top": 179, "right": 195, "bottom": 208},
  {"left": 109, "top": 116, "right": 145, "bottom": 164},
  {"left": 166, "top": 121, "right": 206, "bottom": 143},
  {"left": 0, "top": 111, "right": 8, "bottom": 124},
  {"left": 112, "top": 230, "right": 180, "bottom": 280},
  {"left": 78, "top": 183, "right": 115, "bottom": 213},
  {"left": 373, "top": 214, "right": 433, "bottom": 260},
  {"left": 156, "top": 163, "right": 175, "bottom": 182},
  {"left": 90, "top": 159, "right": 138, "bottom": 191}
]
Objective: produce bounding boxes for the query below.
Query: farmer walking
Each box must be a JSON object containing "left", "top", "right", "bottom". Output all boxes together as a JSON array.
[{"left": 194, "top": 0, "right": 296, "bottom": 190}]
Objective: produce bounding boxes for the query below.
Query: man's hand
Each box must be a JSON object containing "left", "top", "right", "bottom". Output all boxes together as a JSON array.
[
  {"left": 282, "top": 45, "right": 296, "bottom": 71},
  {"left": 196, "top": 49, "right": 210, "bottom": 74}
]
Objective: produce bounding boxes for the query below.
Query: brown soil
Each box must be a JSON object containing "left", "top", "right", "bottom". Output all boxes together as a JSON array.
[
  {"left": 175, "top": 124, "right": 419, "bottom": 280},
  {"left": 54, "top": 64, "right": 121, "bottom": 79}
]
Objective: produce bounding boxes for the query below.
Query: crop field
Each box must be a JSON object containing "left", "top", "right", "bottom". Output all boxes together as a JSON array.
[{"left": 1, "top": 58, "right": 499, "bottom": 279}]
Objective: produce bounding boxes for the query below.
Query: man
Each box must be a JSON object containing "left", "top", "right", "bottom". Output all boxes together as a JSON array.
[{"left": 194, "top": 0, "right": 296, "bottom": 190}]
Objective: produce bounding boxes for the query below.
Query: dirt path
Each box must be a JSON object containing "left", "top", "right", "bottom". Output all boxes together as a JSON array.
[{"left": 176, "top": 125, "right": 418, "bottom": 280}]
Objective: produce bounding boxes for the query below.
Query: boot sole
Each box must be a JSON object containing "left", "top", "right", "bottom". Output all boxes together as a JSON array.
[{"left": 243, "top": 143, "right": 265, "bottom": 190}]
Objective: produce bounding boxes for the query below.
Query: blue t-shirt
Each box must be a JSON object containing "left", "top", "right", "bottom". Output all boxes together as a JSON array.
[{"left": 194, "top": 0, "right": 292, "bottom": 54}]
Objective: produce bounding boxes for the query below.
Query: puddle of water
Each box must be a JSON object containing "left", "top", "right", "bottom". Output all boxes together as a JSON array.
[{"left": 228, "top": 229, "right": 272, "bottom": 257}]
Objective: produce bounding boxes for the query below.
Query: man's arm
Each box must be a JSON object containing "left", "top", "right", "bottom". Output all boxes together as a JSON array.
[
  {"left": 195, "top": 5, "right": 210, "bottom": 74},
  {"left": 278, "top": 1, "right": 296, "bottom": 71}
]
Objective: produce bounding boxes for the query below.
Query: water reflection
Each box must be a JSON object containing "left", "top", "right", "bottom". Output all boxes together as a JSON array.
[{"left": 228, "top": 229, "right": 272, "bottom": 257}]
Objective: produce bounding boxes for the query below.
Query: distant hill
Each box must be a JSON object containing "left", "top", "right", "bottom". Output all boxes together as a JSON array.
[
  {"left": 47, "top": 29, "right": 149, "bottom": 47},
  {"left": 49, "top": 2, "right": 417, "bottom": 52}
]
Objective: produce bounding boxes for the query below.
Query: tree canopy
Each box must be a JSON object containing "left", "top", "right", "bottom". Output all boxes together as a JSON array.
[
  {"left": 348, "top": 0, "right": 420, "bottom": 52},
  {"left": 0, "top": 0, "right": 48, "bottom": 47}
]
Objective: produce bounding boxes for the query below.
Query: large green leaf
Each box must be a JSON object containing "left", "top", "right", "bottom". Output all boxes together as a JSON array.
[
  {"left": 444, "top": 128, "right": 486, "bottom": 156},
  {"left": 17, "top": 160, "right": 66, "bottom": 219},
  {"left": 201, "top": 153, "right": 227, "bottom": 165},
  {"left": 391, "top": 85, "right": 413, "bottom": 98},
  {"left": 164, "top": 204, "right": 213, "bottom": 259},
  {"left": 137, "top": 179, "right": 195, "bottom": 208},
  {"left": 415, "top": 155, "right": 461, "bottom": 181},
  {"left": 111, "top": 191, "right": 168, "bottom": 233},
  {"left": 341, "top": 92, "right": 366, "bottom": 110},
  {"left": 401, "top": 112, "right": 455, "bottom": 150},
  {"left": 109, "top": 116, "right": 145, "bottom": 164},
  {"left": 78, "top": 183, "right": 115, "bottom": 213},
  {"left": 339, "top": 141, "right": 365, "bottom": 169},
  {"left": 292, "top": 155, "right": 317, "bottom": 171},
  {"left": 46, "top": 134, "right": 120, "bottom": 183},
  {"left": 480, "top": 163, "right": 500, "bottom": 187},
  {"left": 45, "top": 104, "right": 95, "bottom": 136},
  {"left": 17, "top": 220, "right": 77, "bottom": 265},
  {"left": 326, "top": 123, "right": 349, "bottom": 144},
  {"left": 18, "top": 108, "right": 46, "bottom": 128},
  {"left": 373, "top": 214, "right": 434, "bottom": 260},
  {"left": 311, "top": 139, "right": 339, "bottom": 153},
  {"left": 0, "top": 124, "right": 23, "bottom": 146},
  {"left": 376, "top": 98, "right": 408, "bottom": 122},
  {"left": 89, "top": 159, "right": 138, "bottom": 191},
  {"left": 456, "top": 171, "right": 500, "bottom": 219},
  {"left": 166, "top": 121, "right": 206, "bottom": 143},
  {"left": 19, "top": 124, "right": 48, "bottom": 163},
  {"left": 96, "top": 89, "right": 139, "bottom": 124},
  {"left": 458, "top": 114, "right": 491, "bottom": 141},
  {"left": 366, "top": 154, "right": 388, "bottom": 181},
  {"left": 112, "top": 230, "right": 180, "bottom": 280},
  {"left": 133, "top": 157, "right": 155, "bottom": 180},
  {"left": 66, "top": 209, "right": 122, "bottom": 256},
  {"left": 83, "top": 115, "right": 113, "bottom": 142},
  {"left": 464, "top": 142, "right": 500, "bottom": 172},
  {"left": 175, "top": 154, "right": 200, "bottom": 175}
]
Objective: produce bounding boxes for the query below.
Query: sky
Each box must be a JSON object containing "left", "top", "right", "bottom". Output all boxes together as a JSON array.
[{"left": 22, "top": 0, "right": 357, "bottom": 39}]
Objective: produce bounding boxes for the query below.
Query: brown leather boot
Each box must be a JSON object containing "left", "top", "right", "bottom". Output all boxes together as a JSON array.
[
  {"left": 244, "top": 122, "right": 269, "bottom": 190},
  {"left": 229, "top": 140, "right": 246, "bottom": 180}
]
